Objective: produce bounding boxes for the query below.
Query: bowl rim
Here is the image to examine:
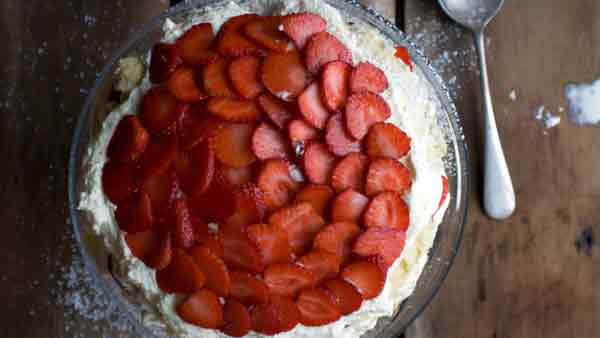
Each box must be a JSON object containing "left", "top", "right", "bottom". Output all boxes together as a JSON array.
[{"left": 68, "top": 0, "right": 469, "bottom": 335}]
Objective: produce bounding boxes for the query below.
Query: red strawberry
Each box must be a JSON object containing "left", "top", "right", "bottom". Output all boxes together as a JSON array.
[
  {"left": 349, "top": 62, "right": 389, "bottom": 94},
  {"left": 257, "top": 159, "right": 300, "bottom": 212},
  {"left": 322, "top": 279, "right": 363, "bottom": 315},
  {"left": 269, "top": 202, "right": 325, "bottom": 254},
  {"left": 207, "top": 96, "right": 262, "bottom": 122},
  {"left": 331, "top": 152, "right": 368, "bottom": 192},
  {"left": 243, "top": 16, "right": 292, "bottom": 52},
  {"left": 304, "top": 32, "right": 353, "bottom": 74},
  {"left": 107, "top": 115, "right": 150, "bottom": 163},
  {"left": 258, "top": 93, "right": 294, "bottom": 129},
  {"left": 353, "top": 227, "right": 406, "bottom": 270},
  {"left": 178, "top": 106, "right": 225, "bottom": 150},
  {"left": 294, "top": 184, "right": 335, "bottom": 216},
  {"left": 102, "top": 161, "right": 137, "bottom": 203},
  {"left": 345, "top": 91, "right": 391, "bottom": 140},
  {"left": 296, "top": 249, "right": 340, "bottom": 284},
  {"left": 156, "top": 248, "right": 206, "bottom": 294},
  {"left": 177, "top": 289, "right": 224, "bottom": 329},
  {"left": 224, "top": 183, "right": 266, "bottom": 232},
  {"left": 217, "top": 14, "right": 265, "bottom": 57},
  {"left": 167, "top": 67, "right": 207, "bottom": 102},
  {"left": 229, "top": 55, "right": 265, "bottom": 99},
  {"left": 203, "top": 58, "right": 237, "bottom": 97},
  {"left": 364, "top": 191, "right": 410, "bottom": 231},
  {"left": 175, "top": 140, "right": 215, "bottom": 197},
  {"left": 212, "top": 123, "right": 257, "bottom": 168},
  {"left": 229, "top": 270, "right": 270, "bottom": 306},
  {"left": 331, "top": 189, "right": 369, "bottom": 224},
  {"left": 219, "top": 226, "right": 264, "bottom": 274},
  {"left": 175, "top": 23, "right": 218, "bottom": 65},
  {"left": 196, "top": 233, "right": 224, "bottom": 258},
  {"left": 281, "top": 12, "right": 327, "bottom": 49},
  {"left": 219, "top": 163, "right": 254, "bottom": 188},
  {"left": 252, "top": 123, "right": 292, "bottom": 160},
  {"left": 125, "top": 230, "right": 172, "bottom": 270},
  {"left": 190, "top": 246, "right": 231, "bottom": 296},
  {"left": 246, "top": 223, "right": 292, "bottom": 265},
  {"left": 439, "top": 175, "right": 449, "bottom": 208},
  {"left": 262, "top": 50, "right": 310, "bottom": 102},
  {"left": 264, "top": 263, "right": 315, "bottom": 298},
  {"left": 251, "top": 296, "right": 300, "bottom": 334},
  {"left": 172, "top": 198, "right": 195, "bottom": 249},
  {"left": 191, "top": 218, "right": 210, "bottom": 244},
  {"left": 149, "top": 43, "right": 182, "bottom": 83},
  {"left": 138, "top": 135, "right": 178, "bottom": 180},
  {"left": 325, "top": 112, "right": 361, "bottom": 156},
  {"left": 115, "top": 191, "right": 153, "bottom": 233},
  {"left": 297, "top": 288, "right": 342, "bottom": 326},
  {"left": 298, "top": 82, "right": 330, "bottom": 129},
  {"left": 140, "top": 86, "right": 185, "bottom": 135},
  {"left": 221, "top": 299, "right": 251, "bottom": 337},
  {"left": 288, "top": 119, "right": 319, "bottom": 147},
  {"left": 321, "top": 61, "right": 351, "bottom": 111},
  {"left": 365, "top": 158, "right": 412, "bottom": 196},
  {"left": 141, "top": 168, "right": 177, "bottom": 218},
  {"left": 313, "top": 221, "right": 361, "bottom": 264},
  {"left": 303, "top": 142, "right": 337, "bottom": 184},
  {"left": 188, "top": 174, "right": 235, "bottom": 223},
  {"left": 341, "top": 260, "right": 384, "bottom": 300},
  {"left": 365, "top": 122, "right": 411, "bottom": 159},
  {"left": 394, "top": 46, "right": 413, "bottom": 71}
]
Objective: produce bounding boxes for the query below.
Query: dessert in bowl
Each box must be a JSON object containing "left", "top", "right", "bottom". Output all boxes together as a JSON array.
[{"left": 69, "top": 0, "right": 468, "bottom": 337}]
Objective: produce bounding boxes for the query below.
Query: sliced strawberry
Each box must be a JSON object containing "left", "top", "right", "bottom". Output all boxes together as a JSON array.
[
  {"left": 252, "top": 123, "right": 291, "bottom": 160},
  {"left": 191, "top": 217, "right": 210, "bottom": 244},
  {"left": 156, "top": 248, "right": 206, "bottom": 294},
  {"left": 219, "top": 226, "right": 264, "bottom": 273},
  {"left": 140, "top": 86, "right": 185, "bottom": 135},
  {"left": 138, "top": 135, "right": 178, "bottom": 180},
  {"left": 365, "top": 158, "right": 412, "bottom": 196},
  {"left": 188, "top": 174, "right": 235, "bottom": 223},
  {"left": 439, "top": 175, "right": 449, "bottom": 208},
  {"left": 167, "top": 67, "right": 207, "bottom": 102},
  {"left": 313, "top": 221, "right": 361, "bottom": 264},
  {"left": 264, "top": 263, "right": 315, "bottom": 298},
  {"left": 228, "top": 56, "right": 264, "bottom": 99},
  {"left": 269, "top": 202, "right": 325, "bottom": 254},
  {"left": 364, "top": 191, "right": 410, "bottom": 231},
  {"left": 190, "top": 246, "right": 231, "bottom": 296},
  {"left": 217, "top": 14, "right": 265, "bottom": 57},
  {"left": 304, "top": 31, "right": 353, "bottom": 74},
  {"left": 115, "top": 191, "right": 153, "bottom": 233},
  {"left": 146, "top": 231, "right": 173, "bottom": 270},
  {"left": 140, "top": 168, "right": 177, "bottom": 218},
  {"left": 125, "top": 230, "right": 172, "bottom": 269},
  {"left": 297, "top": 288, "right": 342, "bottom": 326},
  {"left": 365, "top": 122, "right": 411, "bottom": 159},
  {"left": 247, "top": 223, "right": 292, "bottom": 265},
  {"left": 107, "top": 115, "right": 150, "bottom": 163},
  {"left": 196, "top": 233, "right": 224, "bottom": 258},
  {"left": 322, "top": 278, "right": 363, "bottom": 315},
  {"left": 251, "top": 296, "right": 300, "bottom": 334},
  {"left": 303, "top": 142, "right": 337, "bottom": 184},
  {"left": 221, "top": 299, "right": 251, "bottom": 337},
  {"left": 353, "top": 227, "right": 406, "bottom": 270},
  {"left": 171, "top": 198, "right": 195, "bottom": 249},
  {"left": 175, "top": 23, "right": 218, "bottom": 65},
  {"left": 345, "top": 91, "right": 391, "bottom": 140},
  {"left": 331, "top": 152, "right": 368, "bottom": 192},
  {"left": 325, "top": 112, "right": 361, "bottom": 156},
  {"left": 341, "top": 260, "right": 384, "bottom": 300},
  {"left": 212, "top": 123, "right": 257, "bottom": 168},
  {"left": 296, "top": 250, "right": 339, "bottom": 284},
  {"left": 288, "top": 118, "right": 319, "bottom": 147},
  {"left": 321, "top": 61, "right": 351, "bottom": 111},
  {"left": 394, "top": 46, "right": 413, "bottom": 71},
  {"left": 229, "top": 270, "right": 270, "bottom": 306},
  {"left": 149, "top": 43, "right": 182, "bottom": 83},
  {"left": 298, "top": 82, "right": 330, "bottom": 129},
  {"left": 178, "top": 106, "right": 225, "bottom": 150},
  {"left": 102, "top": 161, "right": 137, "bottom": 203},
  {"left": 294, "top": 184, "right": 334, "bottom": 216},
  {"left": 281, "top": 12, "right": 327, "bottom": 49},
  {"left": 177, "top": 289, "right": 224, "bottom": 329},
  {"left": 224, "top": 183, "right": 266, "bottom": 232},
  {"left": 243, "top": 16, "right": 292, "bottom": 53},
  {"left": 330, "top": 189, "right": 369, "bottom": 224},
  {"left": 350, "top": 62, "right": 389, "bottom": 94},
  {"left": 258, "top": 93, "right": 294, "bottom": 129},
  {"left": 262, "top": 50, "right": 309, "bottom": 102},
  {"left": 207, "top": 96, "right": 262, "bottom": 122},
  {"left": 219, "top": 163, "right": 254, "bottom": 188},
  {"left": 175, "top": 140, "right": 215, "bottom": 196},
  {"left": 256, "top": 159, "right": 300, "bottom": 212},
  {"left": 203, "top": 58, "right": 237, "bottom": 97},
  {"left": 271, "top": 296, "right": 301, "bottom": 332}
]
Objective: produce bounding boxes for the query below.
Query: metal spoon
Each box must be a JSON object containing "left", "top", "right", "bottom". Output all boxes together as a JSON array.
[{"left": 437, "top": 0, "right": 515, "bottom": 220}]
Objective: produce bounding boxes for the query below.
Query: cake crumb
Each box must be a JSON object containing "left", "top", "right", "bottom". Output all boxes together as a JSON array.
[
  {"left": 534, "top": 105, "right": 561, "bottom": 129},
  {"left": 565, "top": 79, "right": 600, "bottom": 125},
  {"left": 508, "top": 89, "right": 517, "bottom": 101}
]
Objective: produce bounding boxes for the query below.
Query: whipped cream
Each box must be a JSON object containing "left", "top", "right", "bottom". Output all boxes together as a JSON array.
[{"left": 78, "top": 1, "right": 450, "bottom": 337}]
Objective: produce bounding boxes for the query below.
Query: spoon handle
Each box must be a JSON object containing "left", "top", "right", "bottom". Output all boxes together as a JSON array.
[{"left": 475, "top": 31, "right": 516, "bottom": 220}]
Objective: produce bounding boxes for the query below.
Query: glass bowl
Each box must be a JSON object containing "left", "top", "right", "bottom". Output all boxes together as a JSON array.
[{"left": 68, "top": 0, "right": 468, "bottom": 337}]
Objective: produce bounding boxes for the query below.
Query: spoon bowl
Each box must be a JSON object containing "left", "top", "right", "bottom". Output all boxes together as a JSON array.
[{"left": 438, "top": 0, "right": 504, "bottom": 31}]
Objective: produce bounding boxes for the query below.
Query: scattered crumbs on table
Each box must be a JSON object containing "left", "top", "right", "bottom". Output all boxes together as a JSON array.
[
  {"left": 533, "top": 105, "right": 561, "bottom": 130},
  {"left": 508, "top": 89, "right": 517, "bottom": 101},
  {"left": 564, "top": 79, "right": 600, "bottom": 126}
]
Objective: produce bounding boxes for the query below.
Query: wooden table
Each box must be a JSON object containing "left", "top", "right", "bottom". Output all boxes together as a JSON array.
[{"left": 1, "top": 0, "right": 598, "bottom": 337}]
